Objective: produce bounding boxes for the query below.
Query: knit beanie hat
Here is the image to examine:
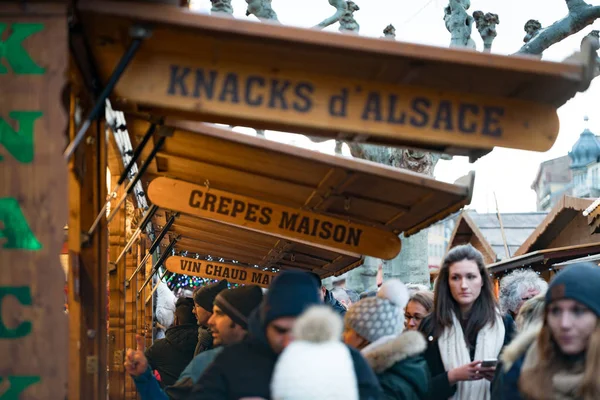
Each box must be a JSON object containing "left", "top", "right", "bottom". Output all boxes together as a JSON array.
[
  {"left": 193, "top": 280, "right": 228, "bottom": 313},
  {"left": 344, "top": 279, "right": 409, "bottom": 343},
  {"left": 546, "top": 262, "right": 600, "bottom": 317},
  {"left": 263, "top": 271, "right": 320, "bottom": 326},
  {"left": 214, "top": 285, "right": 264, "bottom": 329},
  {"left": 271, "top": 306, "right": 359, "bottom": 400}
]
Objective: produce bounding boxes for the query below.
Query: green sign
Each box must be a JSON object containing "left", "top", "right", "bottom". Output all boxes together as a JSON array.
[
  {"left": 0, "top": 111, "right": 42, "bottom": 163},
  {"left": 0, "top": 23, "right": 45, "bottom": 75}
]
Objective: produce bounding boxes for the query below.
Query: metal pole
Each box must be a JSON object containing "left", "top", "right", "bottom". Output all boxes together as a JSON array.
[
  {"left": 113, "top": 205, "right": 158, "bottom": 266},
  {"left": 127, "top": 212, "right": 178, "bottom": 283},
  {"left": 138, "top": 237, "right": 178, "bottom": 297},
  {"left": 105, "top": 136, "right": 166, "bottom": 227},
  {"left": 118, "top": 124, "right": 156, "bottom": 186},
  {"left": 64, "top": 27, "right": 151, "bottom": 160},
  {"left": 105, "top": 136, "right": 165, "bottom": 226},
  {"left": 145, "top": 269, "right": 169, "bottom": 304},
  {"left": 86, "top": 124, "right": 157, "bottom": 237}
]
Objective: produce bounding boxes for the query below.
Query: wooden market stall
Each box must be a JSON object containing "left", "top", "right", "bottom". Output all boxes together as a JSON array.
[
  {"left": 2, "top": 1, "right": 597, "bottom": 400},
  {"left": 487, "top": 196, "right": 600, "bottom": 281},
  {"left": 71, "top": 0, "right": 592, "bottom": 162},
  {"left": 132, "top": 117, "right": 476, "bottom": 271},
  {"left": 513, "top": 196, "right": 596, "bottom": 257},
  {"left": 488, "top": 242, "right": 600, "bottom": 281},
  {"left": 447, "top": 210, "right": 547, "bottom": 265}
]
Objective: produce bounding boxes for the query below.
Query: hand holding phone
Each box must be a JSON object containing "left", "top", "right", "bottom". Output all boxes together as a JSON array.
[
  {"left": 477, "top": 359, "right": 498, "bottom": 382},
  {"left": 480, "top": 359, "right": 498, "bottom": 368}
]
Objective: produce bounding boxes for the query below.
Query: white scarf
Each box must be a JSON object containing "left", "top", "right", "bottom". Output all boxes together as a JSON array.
[{"left": 438, "top": 311, "right": 505, "bottom": 400}]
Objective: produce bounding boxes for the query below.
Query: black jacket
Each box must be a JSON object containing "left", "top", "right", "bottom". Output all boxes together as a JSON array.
[
  {"left": 324, "top": 288, "right": 347, "bottom": 317},
  {"left": 419, "top": 313, "right": 515, "bottom": 400},
  {"left": 146, "top": 323, "right": 199, "bottom": 387},
  {"left": 363, "top": 331, "right": 430, "bottom": 400},
  {"left": 187, "top": 305, "right": 381, "bottom": 400}
]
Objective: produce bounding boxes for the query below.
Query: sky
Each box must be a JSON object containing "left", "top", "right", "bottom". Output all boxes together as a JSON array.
[{"left": 189, "top": 0, "right": 600, "bottom": 213}]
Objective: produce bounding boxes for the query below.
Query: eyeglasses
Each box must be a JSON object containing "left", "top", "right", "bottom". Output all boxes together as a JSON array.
[
  {"left": 521, "top": 295, "right": 536, "bottom": 302},
  {"left": 404, "top": 314, "right": 423, "bottom": 323}
]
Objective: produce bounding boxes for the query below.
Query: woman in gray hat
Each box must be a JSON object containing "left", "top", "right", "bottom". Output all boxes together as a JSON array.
[
  {"left": 343, "top": 279, "right": 429, "bottom": 400},
  {"left": 494, "top": 262, "right": 600, "bottom": 400}
]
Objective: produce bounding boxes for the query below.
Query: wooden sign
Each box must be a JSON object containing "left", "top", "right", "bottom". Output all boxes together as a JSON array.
[
  {"left": 147, "top": 177, "right": 401, "bottom": 259},
  {"left": 164, "top": 256, "right": 275, "bottom": 288},
  {"left": 110, "top": 47, "right": 559, "bottom": 155},
  {"left": 0, "top": 5, "right": 68, "bottom": 399}
]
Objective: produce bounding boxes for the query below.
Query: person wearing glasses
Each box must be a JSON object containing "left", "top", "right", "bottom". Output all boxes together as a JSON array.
[
  {"left": 405, "top": 291, "right": 434, "bottom": 331},
  {"left": 499, "top": 269, "right": 548, "bottom": 321},
  {"left": 192, "top": 280, "right": 228, "bottom": 356}
]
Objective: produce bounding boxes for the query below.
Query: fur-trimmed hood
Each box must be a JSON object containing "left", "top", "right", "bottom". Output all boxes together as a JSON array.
[
  {"left": 362, "top": 330, "right": 427, "bottom": 373},
  {"left": 500, "top": 322, "right": 541, "bottom": 372}
]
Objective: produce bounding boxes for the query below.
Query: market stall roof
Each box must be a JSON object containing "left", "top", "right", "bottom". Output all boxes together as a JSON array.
[
  {"left": 127, "top": 117, "right": 474, "bottom": 278},
  {"left": 448, "top": 210, "right": 547, "bottom": 264},
  {"left": 513, "top": 196, "right": 594, "bottom": 256},
  {"left": 487, "top": 243, "right": 600, "bottom": 274},
  {"left": 75, "top": 1, "right": 590, "bottom": 161}
]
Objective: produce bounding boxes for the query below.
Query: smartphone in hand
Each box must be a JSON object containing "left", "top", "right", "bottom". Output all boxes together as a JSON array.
[{"left": 480, "top": 359, "right": 498, "bottom": 368}]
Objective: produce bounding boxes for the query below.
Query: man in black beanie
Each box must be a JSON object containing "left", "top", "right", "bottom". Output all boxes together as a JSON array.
[
  {"left": 192, "top": 280, "right": 228, "bottom": 356},
  {"left": 189, "top": 270, "right": 382, "bottom": 400},
  {"left": 126, "top": 285, "right": 263, "bottom": 400}
]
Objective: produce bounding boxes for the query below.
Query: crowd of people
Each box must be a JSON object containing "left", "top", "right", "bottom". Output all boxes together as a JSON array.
[{"left": 124, "top": 244, "right": 600, "bottom": 399}]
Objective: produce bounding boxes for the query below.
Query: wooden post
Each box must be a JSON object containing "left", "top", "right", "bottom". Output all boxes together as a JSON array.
[
  {"left": 68, "top": 114, "right": 109, "bottom": 399},
  {"left": 124, "top": 200, "right": 138, "bottom": 400},
  {"left": 0, "top": 5, "right": 68, "bottom": 398},
  {"left": 108, "top": 178, "right": 127, "bottom": 399}
]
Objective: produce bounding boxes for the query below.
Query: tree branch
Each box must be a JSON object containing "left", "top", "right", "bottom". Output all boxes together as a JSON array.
[{"left": 516, "top": 3, "right": 600, "bottom": 55}]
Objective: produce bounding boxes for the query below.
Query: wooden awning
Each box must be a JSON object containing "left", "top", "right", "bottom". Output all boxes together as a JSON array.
[
  {"left": 513, "top": 196, "right": 594, "bottom": 256},
  {"left": 129, "top": 117, "right": 474, "bottom": 277},
  {"left": 76, "top": 1, "right": 589, "bottom": 161},
  {"left": 488, "top": 243, "right": 600, "bottom": 274}
]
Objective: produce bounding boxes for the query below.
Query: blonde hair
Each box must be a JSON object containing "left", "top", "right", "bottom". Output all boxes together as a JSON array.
[
  {"left": 515, "top": 294, "right": 545, "bottom": 332},
  {"left": 519, "top": 319, "right": 600, "bottom": 400}
]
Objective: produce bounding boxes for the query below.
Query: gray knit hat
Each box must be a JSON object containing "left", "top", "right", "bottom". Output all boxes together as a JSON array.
[{"left": 344, "top": 279, "right": 409, "bottom": 343}]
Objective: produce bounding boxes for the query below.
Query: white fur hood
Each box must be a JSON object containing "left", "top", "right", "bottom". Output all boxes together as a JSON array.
[
  {"left": 362, "top": 330, "right": 427, "bottom": 374},
  {"left": 500, "top": 323, "right": 541, "bottom": 372}
]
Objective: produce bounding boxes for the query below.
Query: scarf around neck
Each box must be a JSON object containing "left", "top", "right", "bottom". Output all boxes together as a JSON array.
[
  {"left": 438, "top": 311, "right": 505, "bottom": 400},
  {"left": 521, "top": 342, "right": 585, "bottom": 400}
]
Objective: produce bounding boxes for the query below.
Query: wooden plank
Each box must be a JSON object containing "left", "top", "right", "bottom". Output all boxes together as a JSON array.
[
  {"left": 78, "top": 1, "right": 585, "bottom": 114},
  {"left": 148, "top": 177, "right": 401, "bottom": 259},
  {"left": 75, "top": 2, "right": 584, "bottom": 157},
  {"left": 108, "top": 178, "right": 127, "bottom": 400},
  {"left": 100, "top": 46, "right": 560, "bottom": 156},
  {"left": 0, "top": 7, "right": 68, "bottom": 399},
  {"left": 172, "top": 226, "right": 275, "bottom": 254},
  {"left": 165, "top": 256, "right": 275, "bottom": 287}
]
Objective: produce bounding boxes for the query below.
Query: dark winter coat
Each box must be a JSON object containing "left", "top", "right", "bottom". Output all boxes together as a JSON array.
[
  {"left": 186, "top": 305, "right": 381, "bottom": 400},
  {"left": 324, "top": 288, "right": 347, "bottom": 317},
  {"left": 491, "top": 324, "right": 541, "bottom": 400},
  {"left": 419, "top": 313, "right": 515, "bottom": 400},
  {"left": 146, "top": 324, "right": 198, "bottom": 388},
  {"left": 362, "top": 331, "right": 430, "bottom": 400}
]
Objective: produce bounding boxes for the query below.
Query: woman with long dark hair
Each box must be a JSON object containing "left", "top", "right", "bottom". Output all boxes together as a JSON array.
[
  {"left": 419, "top": 244, "right": 514, "bottom": 400},
  {"left": 495, "top": 263, "right": 600, "bottom": 400}
]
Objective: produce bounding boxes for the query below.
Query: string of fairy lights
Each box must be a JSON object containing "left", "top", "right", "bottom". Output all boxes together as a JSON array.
[{"left": 163, "top": 250, "right": 280, "bottom": 291}]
